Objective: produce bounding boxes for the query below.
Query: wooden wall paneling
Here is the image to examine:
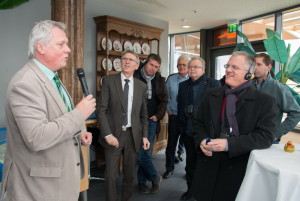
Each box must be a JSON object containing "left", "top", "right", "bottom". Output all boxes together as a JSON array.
[{"left": 51, "top": 0, "right": 88, "bottom": 193}]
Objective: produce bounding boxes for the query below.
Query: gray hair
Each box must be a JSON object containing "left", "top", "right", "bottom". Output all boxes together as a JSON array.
[
  {"left": 121, "top": 50, "right": 140, "bottom": 65},
  {"left": 188, "top": 56, "right": 205, "bottom": 68},
  {"left": 28, "top": 20, "right": 66, "bottom": 59},
  {"left": 231, "top": 51, "right": 255, "bottom": 73},
  {"left": 177, "top": 55, "right": 189, "bottom": 63}
]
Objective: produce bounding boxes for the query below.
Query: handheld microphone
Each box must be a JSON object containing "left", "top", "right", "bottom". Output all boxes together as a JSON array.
[{"left": 76, "top": 68, "right": 90, "bottom": 97}]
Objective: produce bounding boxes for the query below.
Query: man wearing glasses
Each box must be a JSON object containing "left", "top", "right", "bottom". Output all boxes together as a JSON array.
[
  {"left": 97, "top": 50, "right": 150, "bottom": 201},
  {"left": 134, "top": 54, "right": 168, "bottom": 194},
  {"left": 163, "top": 55, "right": 189, "bottom": 179},
  {"left": 177, "top": 56, "right": 220, "bottom": 200},
  {"left": 191, "top": 51, "right": 276, "bottom": 201}
]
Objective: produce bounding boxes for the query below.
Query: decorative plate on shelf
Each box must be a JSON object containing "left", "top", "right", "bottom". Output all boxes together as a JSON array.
[
  {"left": 124, "top": 41, "right": 133, "bottom": 51},
  {"left": 101, "top": 37, "right": 112, "bottom": 50},
  {"left": 102, "top": 58, "right": 113, "bottom": 71},
  {"left": 133, "top": 42, "right": 142, "bottom": 54},
  {"left": 142, "top": 43, "right": 150, "bottom": 55},
  {"left": 113, "top": 58, "right": 122, "bottom": 72},
  {"left": 113, "top": 40, "right": 122, "bottom": 52}
]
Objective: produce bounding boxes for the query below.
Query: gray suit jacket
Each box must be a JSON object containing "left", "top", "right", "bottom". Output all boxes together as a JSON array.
[
  {"left": 1, "top": 60, "right": 86, "bottom": 201},
  {"left": 97, "top": 73, "right": 148, "bottom": 152}
]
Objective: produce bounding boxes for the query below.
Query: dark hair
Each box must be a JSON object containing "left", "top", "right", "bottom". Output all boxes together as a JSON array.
[
  {"left": 145, "top": 54, "right": 161, "bottom": 65},
  {"left": 255, "top": 53, "right": 273, "bottom": 66}
]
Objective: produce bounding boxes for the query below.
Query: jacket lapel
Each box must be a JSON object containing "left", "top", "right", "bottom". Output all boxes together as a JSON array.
[
  {"left": 27, "top": 60, "right": 68, "bottom": 113},
  {"left": 114, "top": 73, "right": 126, "bottom": 112}
]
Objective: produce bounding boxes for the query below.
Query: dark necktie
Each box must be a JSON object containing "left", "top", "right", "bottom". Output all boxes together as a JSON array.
[
  {"left": 122, "top": 79, "right": 130, "bottom": 127},
  {"left": 53, "top": 74, "right": 71, "bottom": 112}
]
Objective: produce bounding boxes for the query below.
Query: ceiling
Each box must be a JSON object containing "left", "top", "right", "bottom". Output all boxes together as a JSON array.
[{"left": 98, "top": 0, "right": 300, "bottom": 34}]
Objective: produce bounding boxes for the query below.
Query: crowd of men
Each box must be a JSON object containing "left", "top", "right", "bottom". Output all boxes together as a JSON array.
[{"left": 2, "top": 19, "right": 300, "bottom": 201}]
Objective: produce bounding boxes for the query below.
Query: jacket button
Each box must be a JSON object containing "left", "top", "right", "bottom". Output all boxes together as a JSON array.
[
  {"left": 77, "top": 162, "right": 80, "bottom": 166},
  {"left": 74, "top": 142, "right": 78, "bottom": 146}
]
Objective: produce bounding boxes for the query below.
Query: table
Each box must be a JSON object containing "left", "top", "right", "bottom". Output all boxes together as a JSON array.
[{"left": 236, "top": 144, "right": 300, "bottom": 201}]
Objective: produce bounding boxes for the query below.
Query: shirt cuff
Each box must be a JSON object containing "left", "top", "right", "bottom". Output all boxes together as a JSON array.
[{"left": 105, "top": 134, "right": 113, "bottom": 138}]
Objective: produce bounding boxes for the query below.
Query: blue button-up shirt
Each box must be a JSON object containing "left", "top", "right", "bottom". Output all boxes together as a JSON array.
[{"left": 166, "top": 73, "right": 189, "bottom": 115}]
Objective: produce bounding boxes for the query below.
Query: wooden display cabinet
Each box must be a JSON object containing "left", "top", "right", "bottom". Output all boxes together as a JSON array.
[
  {"left": 94, "top": 15, "right": 163, "bottom": 92},
  {"left": 93, "top": 15, "right": 167, "bottom": 154}
]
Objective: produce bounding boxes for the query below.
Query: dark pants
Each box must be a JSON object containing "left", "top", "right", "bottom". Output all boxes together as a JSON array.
[
  {"left": 165, "top": 115, "right": 182, "bottom": 171},
  {"left": 104, "top": 129, "right": 136, "bottom": 201},
  {"left": 177, "top": 135, "right": 185, "bottom": 156},
  {"left": 182, "top": 134, "right": 197, "bottom": 193}
]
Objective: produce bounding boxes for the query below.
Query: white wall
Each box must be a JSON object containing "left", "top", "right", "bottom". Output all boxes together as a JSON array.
[
  {"left": 0, "top": 0, "right": 51, "bottom": 127},
  {"left": 0, "top": 0, "right": 169, "bottom": 127}
]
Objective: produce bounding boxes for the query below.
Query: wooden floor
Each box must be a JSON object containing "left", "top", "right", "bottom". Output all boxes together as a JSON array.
[{"left": 87, "top": 150, "right": 188, "bottom": 201}]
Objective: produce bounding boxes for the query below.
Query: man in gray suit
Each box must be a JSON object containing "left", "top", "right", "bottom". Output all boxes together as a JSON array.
[
  {"left": 97, "top": 50, "right": 150, "bottom": 201},
  {"left": 1, "top": 20, "right": 96, "bottom": 201}
]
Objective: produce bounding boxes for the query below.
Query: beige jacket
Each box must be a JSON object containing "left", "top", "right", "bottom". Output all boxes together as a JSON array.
[{"left": 1, "top": 60, "right": 86, "bottom": 201}]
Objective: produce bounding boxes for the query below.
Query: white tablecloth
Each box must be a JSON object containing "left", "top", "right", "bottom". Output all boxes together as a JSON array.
[{"left": 236, "top": 144, "right": 300, "bottom": 201}]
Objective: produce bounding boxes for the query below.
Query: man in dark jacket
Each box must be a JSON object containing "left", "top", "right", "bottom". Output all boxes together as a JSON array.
[
  {"left": 177, "top": 56, "right": 221, "bottom": 200},
  {"left": 192, "top": 51, "right": 276, "bottom": 201},
  {"left": 134, "top": 54, "right": 168, "bottom": 194}
]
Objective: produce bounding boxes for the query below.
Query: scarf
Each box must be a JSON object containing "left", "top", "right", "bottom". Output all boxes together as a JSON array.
[
  {"left": 222, "top": 80, "right": 252, "bottom": 137},
  {"left": 141, "top": 67, "right": 155, "bottom": 99}
]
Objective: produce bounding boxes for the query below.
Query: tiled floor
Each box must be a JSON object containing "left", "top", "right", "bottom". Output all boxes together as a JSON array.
[{"left": 87, "top": 150, "right": 188, "bottom": 201}]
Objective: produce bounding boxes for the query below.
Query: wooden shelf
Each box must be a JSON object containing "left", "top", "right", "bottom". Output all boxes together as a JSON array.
[{"left": 93, "top": 15, "right": 163, "bottom": 93}]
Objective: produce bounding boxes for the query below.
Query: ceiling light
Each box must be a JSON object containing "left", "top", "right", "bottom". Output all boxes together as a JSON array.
[{"left": 182, "top": 25, "right": 191, "bottom": 28}]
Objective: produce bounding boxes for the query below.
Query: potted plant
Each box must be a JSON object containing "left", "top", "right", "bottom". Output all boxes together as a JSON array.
[{"left": 234, "top": 29, "right": 300, "bottom": 104}]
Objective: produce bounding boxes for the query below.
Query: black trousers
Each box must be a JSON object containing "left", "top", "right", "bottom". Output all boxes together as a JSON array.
[
  {"left": 165, "top": 115, "right": 182, "bottom": 171},
  {"left": 182, "top": 134, "right": 197, "bottom": 192}
]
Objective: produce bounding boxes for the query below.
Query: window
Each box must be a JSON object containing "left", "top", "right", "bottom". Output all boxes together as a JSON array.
[
  {"left": 242, "top": 15, "right": 275, "bottom": 41},
  {"left": 169, "top": 32, "right": 200, "bottom": 74},
  {"left": 283, "top": 8, "right": 300, "bottom": 93},
  {"left": 283, "top": 8, "right": 300, "bottom": 56}
]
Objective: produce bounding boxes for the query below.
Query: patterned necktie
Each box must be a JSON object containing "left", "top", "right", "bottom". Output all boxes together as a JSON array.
[
  {"left": 122, "top": 79, "right": 130, "bottom": 127},
  {"left": 53, "top": 74, "right": 71, "bottom": 112}
]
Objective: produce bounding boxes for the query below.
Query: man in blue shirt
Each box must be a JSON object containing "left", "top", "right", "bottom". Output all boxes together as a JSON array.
[
  {"left": 163, "top": 55, "right": 189, "bottom": 179},
  {"left": 253, "top": 53, "right": 300, "bottom": 143}
]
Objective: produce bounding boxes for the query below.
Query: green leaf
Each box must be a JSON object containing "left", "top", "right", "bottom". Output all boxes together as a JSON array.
[
  {"left": 289, "top": 70, "right": 300, "bottom": 84},
  {"left": 0, "top": 0, "right": 29, "bottom": 10},
  {"left": 266, "top": 28, "right": 281, "bottom": 39},
  {"left": 233, "top": 44, "right": 256, "bottom": 56},
  {"left": 239, "top": 46, "right": 256, "bottom": 56},
  {"left": 233, "top": 43, "right": 244, "bottom": 52},
  {"left": 275, "top": 71, "right": 281, "bottom": 80},
  {"left": 236, "top": 30, "right": 255, "bottom": 53},
  {"left": 285, "top": 85, "right": 300, "bottom": 106},
  {"left": 287, "top": 46, "right": 300, "bottom": 75},
  {"left": 263, "top": 37, "right": 288, "bottom": 63}
]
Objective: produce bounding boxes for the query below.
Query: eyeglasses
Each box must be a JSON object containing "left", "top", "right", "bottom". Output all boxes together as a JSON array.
[
  {"left": 178, "top": 64, "right": 187, "bottom": 67},
  {"left": 121, "top": 57, "right": 137, "bottom": 63},
  {"left": 188, "top": 65, "right": 204, "bottom": 69},
  {"left": 224, "top": 64, "right": 246, "bottom": 71}
]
